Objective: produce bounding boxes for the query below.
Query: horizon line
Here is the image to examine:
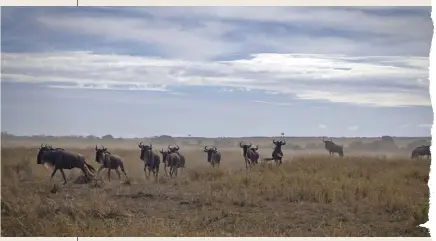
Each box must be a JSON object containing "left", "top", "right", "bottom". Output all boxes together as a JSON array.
[{"left": 1, "top": 133, "right": 432, "bottom": 139}]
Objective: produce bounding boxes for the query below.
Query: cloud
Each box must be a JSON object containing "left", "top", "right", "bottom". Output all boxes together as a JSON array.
[
  {"left": 3, "top": 7, "right": 431, "bottom": 59},
  {"left": 347, "top": 125, "right": 359, "bottom": 131},
  {"left": 1, "top": 51, "right": 430, "bottom": 108},
  {"left": 251, "top": 100, "right": 294, "bottom": 106},
  {"left": 1, "top": 7, "right": 431, "bottom": 109},
  {"left": 36, "top": 15, "right": 241, "bottom": 61},
  {"left": 318, "top": 124, "right": 327, "bottom": 129}
]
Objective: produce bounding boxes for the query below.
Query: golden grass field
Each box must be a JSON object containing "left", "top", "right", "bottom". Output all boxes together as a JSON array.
[{"left": 1, "top": 138, "right": 430, "bottom": 237}]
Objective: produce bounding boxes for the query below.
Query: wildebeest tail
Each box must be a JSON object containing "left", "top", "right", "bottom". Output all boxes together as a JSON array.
[
  {"left": 86, "top": 163, "right": 96, "bottom": 173},
  {"left": 83, "top": 159, "right": 96, "bottom": 173},
  {"left": 179, "top": 157, "right": 186, "bottom": 168}
]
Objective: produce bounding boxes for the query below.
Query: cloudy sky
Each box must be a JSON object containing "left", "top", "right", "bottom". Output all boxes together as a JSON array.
[{"left": 1, "top": 7, "right": 433, "bottom": 138}]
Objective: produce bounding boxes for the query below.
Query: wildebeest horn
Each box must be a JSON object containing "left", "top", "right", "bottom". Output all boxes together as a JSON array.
[
  {"left": 95, "top": 145, "right": 98, "bottom": 151},
  {"left": 149, "top": 143, "right": 152, "bottom": 149},
  {"left": 255, "top": 145, "right": 259, "bottom": 150},
  {"left": 138, "top": 142, "right": 143, "bottom": 148},
  {"left": 204, "top": 146, "right": 209, "bottom": 151},
  {"left": 239, "top": 142, "right": 243, "bottom": 147},
  {"left": 175, "top": 144, "right": 180, "bottom": 150},
  {"left": 160, "top": 148, "right": 164, "bottom": 153},
  {"left": 168, "top": 145, "right": 172, "bottom": 150},
  {"left": 213, "top": 146, "right": 217, "bottom": 151},
  {"left": 248, "top": 142, "right": 252, "bottom": 148},
  {"left": 273, "top": 139, "right": 277, "bottom": 144}
]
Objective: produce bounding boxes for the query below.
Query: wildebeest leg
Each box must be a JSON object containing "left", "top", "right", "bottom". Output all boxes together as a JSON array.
[
  {"left": 115, "top": 169, "right": 122, "bottom": 180},
  {"left": 148, "top": 166, "right": 153, "bottom": 180},
  {"left": 164, "top": 164, "right": 169, "bottom": 177},
  {"left": 144, "top": 165, "right": 150, "bottom": 180},
  {"left": 120, "top": 168, "right": 128, "bottom": 180},
  {"left": 154, "top": 166, "right": 159, "bottom": 183},
  {"left": 170, "top": 166, "right": 176, "bottom": 178},
  {"left": 80, "top": 166, "right": 91, "bottom": 182},
  {"left": 96, "top": 166, "right": 104, "bottom": 179},
  {"left": 83, "top": 164, "right": 91, "bottom": 178},
  {"left": 50, "top": 167, "right": 59, "bottom": 181},
  {"left": 59, "top": 169, "right": 67, "bottom": 184},
  {"left": 107, "top": 169, "right": 111, "bottom": 182}
]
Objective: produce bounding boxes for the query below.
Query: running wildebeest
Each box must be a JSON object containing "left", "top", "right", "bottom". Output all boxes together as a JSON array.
[
  {"left": 168, "top": 144, "right": 186, "bottom": 168},
  {"left": 204, "top": 145, "right": 221, "bottom": 168},
  {"left": 411, "top": 145, "right": 431, "bottom": 160},
  {"left": 322, "top": 138, "right": 344, "bottom": 157},
  {"left": 239, "top": 142, "right": 258, "bottom": 169},
  {"left": 138, "top": 142, "right": 160, "bottom": 181},
  {"left": 159, "top": 148, "right": 181, "bottom": 178},
  {"left": 94, "top": 145, "right": 128, "bottom": 182},
  {"left": 250, "top": 145, "right": 260, "bottom": 164},
  {"left": 36, "top": 144, "right": 96, "bottom": 184},
  {"left": 263, "top": 140, "right": 286, "bottom": 165},
  {"left": 159, "top": 148, "right": 171, "bottom": 176}
]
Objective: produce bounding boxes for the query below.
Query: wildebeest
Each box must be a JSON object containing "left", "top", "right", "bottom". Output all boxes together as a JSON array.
[
  {"left": 168, "top": 144, "right": 186, "bottom": 168},
  {"left": 94, "top": 145, "right": 128, "bottom": 182},
  {"left": 204, "top": 146, "right": 221, "bottom": 168},
  {"left": 250, "top": 145, "right": 260, "bottom": 164},
  {"left": 159, "top": 148, "right": 181, "bottom": 178},
  {"left": 36, "top": 144, "right": 96, "bottom": 184},
  {"left": 158, "top": 148, "right": 170, "bottom": 176},
  {"left": 239, "top": 142, "right": 258, "bottom": 169},
  {"left": 322, "top": 138, "right": 344, "bottom": 157},
  {"left": 411, "top": 145, "right": 431, "bottom": 160},
  {"left": 138, "top": 142, "right": 160, "bottom": 181},
  {"left": 263, "top": 140, "right": 286, "bottom": 165}
]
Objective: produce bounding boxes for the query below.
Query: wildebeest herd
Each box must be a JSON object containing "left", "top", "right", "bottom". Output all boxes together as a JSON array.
[{"left": 36, "top": 138, "right": 431, "bottom": 184}]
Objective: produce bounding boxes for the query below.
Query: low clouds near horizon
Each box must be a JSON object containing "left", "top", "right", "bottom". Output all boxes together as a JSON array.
[{"left": 1, "top": 7, "right": 433, "bottom": 137}]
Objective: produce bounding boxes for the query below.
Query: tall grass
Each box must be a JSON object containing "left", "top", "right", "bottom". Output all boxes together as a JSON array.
[{"left": 1, "top": 147, "right": 430, "bottom": 236}]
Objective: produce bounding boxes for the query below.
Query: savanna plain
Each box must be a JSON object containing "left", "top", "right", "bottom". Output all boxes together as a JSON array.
[{"left": 1, "top": 136, "right": 430, "bottom": 237}]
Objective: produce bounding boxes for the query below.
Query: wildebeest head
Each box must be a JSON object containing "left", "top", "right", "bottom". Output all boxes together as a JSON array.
[
  {"left": 138, "top": 142, "right": 153, "bottom": 160},
  {"left": 168, "top": 144, "right": 180, "bottom": 153},
  {"left": 159, "top": 148, "right": 170, "bottom": 162},
  {"left": 239, "top": 142, "right": 252, "bottom": 157},
  {"left": 37, "top": 144, "right": 52, "bottom": 164},
  {"left": 322, "top": 138, "right": 335, "bottom": 148},
  {"left": 95, "top": 145, "right": 109, "bottom": 164},
  {"left": 272, "top": 139, "right": 286, "bottom": 150},
  {"left": 204, "top": 145, "right": 218, "bottom": 162},
  {"left": 250, "top": 145, "right": 259, "bottom": 152}
]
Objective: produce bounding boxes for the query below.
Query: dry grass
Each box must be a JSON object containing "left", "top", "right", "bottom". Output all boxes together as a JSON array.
[{"left": 1, "top": 144, "right": 430, "bottom": 237}]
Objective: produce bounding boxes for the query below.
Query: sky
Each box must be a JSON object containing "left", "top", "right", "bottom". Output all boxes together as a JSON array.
[{"left": 0, "top": 7, "right": 433, "bottom": 138}]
